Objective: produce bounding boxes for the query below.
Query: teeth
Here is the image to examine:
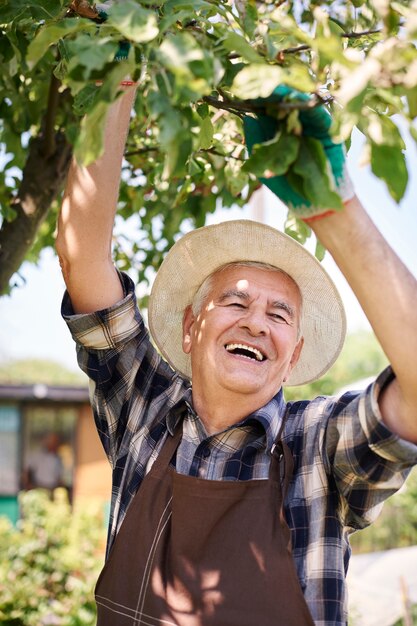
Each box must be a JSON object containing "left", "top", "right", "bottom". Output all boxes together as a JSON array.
[{"left": 225, "top": 343, "right": 264, "bottom": 361}]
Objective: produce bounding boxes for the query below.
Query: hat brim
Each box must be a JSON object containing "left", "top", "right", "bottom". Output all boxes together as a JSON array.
[{"left": 148, "top": 220, "right": 346, "bottom": 386}]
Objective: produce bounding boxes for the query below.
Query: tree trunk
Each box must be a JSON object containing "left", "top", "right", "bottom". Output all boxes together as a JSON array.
[{"left": 0, "top": 129, "right": 72, "bottom": 294}]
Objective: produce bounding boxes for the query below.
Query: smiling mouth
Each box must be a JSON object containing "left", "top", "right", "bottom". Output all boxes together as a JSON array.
[{"left": 225, "top": 343, "right": 266, "bottom": 362}]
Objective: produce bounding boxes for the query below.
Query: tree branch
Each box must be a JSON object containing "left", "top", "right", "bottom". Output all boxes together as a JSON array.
[
  {"left": 41, "top": 73, "right": 61, "bottom": 159},
  {"left": 203, "top": 93, "right": 326, "bottom": 116},
  {"left": 278, "top": 29, "right": 381, "bottom": 56}
]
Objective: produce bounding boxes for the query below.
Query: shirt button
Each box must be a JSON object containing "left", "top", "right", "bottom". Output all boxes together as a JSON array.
[{"left": 202, "top": 448, "right": 211, "bottom": 458}]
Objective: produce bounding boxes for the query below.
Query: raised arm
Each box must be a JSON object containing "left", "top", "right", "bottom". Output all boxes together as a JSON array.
[
  {"left": 244, "top": 87, "right": 417, "bottom": 442},
  {"left": 311, "top": 197, "right": 417, "bottom": 443},
  {"left": 56, "top": 86, "right": 137, "bottom": 313}
]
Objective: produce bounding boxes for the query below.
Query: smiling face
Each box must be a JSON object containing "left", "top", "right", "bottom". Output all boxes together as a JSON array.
[{"left": 182, "top": 264, "right": 304, "bottom": 422}]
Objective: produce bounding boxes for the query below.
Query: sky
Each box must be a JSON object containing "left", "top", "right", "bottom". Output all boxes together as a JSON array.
[{"left": 0, "top": 128, "right": 416, "bottom": 374}]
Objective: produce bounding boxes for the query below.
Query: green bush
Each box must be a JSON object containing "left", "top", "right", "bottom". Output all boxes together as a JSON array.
[
  {"left": 393, "top": 604, "right": 417, "bottom": 626},
  {"left": 0, "top": 489, "right": 106, "bottom": 625}
]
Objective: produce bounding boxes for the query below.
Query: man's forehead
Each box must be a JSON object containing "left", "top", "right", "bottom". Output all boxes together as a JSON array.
[{"left": 211, "top": 263, "right": 301, "bottom": 295}]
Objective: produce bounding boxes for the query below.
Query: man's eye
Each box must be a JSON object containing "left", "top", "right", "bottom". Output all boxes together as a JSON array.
[
  {"left": 270, "top": 313, "right": 287, "bottom": 322},
  {"left": 228, "top": 302, "right": 245, "bottom": 308}
]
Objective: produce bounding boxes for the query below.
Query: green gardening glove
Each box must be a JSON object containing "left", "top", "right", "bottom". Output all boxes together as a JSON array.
[
  {"left": 94, "top": 5, "right": 131, "bottom": 61},
  {"left": 243, "top": 85, "right": 354, "bottom": 219}
]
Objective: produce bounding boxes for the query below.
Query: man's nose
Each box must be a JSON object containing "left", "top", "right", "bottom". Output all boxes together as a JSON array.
[{"left": 237, "top": 308, "right": 269, "bottom": 336}]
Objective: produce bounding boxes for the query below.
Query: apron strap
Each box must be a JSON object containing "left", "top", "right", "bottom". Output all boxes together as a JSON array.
[
  {"left": 270, "top": 439, "right": 294, "bottom": 501},
  {"left": 269, "top": 410, "right": 294, "bottom": 500}
]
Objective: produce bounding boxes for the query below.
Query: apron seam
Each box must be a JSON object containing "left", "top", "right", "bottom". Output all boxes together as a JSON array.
[
  {"left": 135, "top": 497, "right": 173, "bottom": 624},
  {"left": 96, "top": 596, "right": 177, "bottom": 625}
]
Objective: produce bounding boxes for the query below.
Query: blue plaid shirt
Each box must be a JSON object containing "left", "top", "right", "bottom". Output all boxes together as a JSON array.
[{"left": 62, "top": 272, "right": 417, "bottom": 626}]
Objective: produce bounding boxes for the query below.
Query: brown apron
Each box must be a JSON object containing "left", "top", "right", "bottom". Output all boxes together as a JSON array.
[{"left": 95, "top": 421, "right": 315, "bottom": 626}]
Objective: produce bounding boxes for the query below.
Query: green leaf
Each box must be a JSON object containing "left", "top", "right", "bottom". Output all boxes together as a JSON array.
[
  {"left": 158, "top": 33, "right": 201, "bottom": 68},
  {"left": 370, "top": 142, "right": 408, "bottom": 202},
  {"left": 74, "top": 63, "right": 132, "bottom": 164},
  {"left": 314, "top": 18, "right": 346, "bottom": 67},
  {"left": 163, "top": 0, "right": 227, "bottom": 17},
  {"left": 156, "top": 32, "right": 214, "bottom": 99},
  {"left": 406, "top": 86, "right": 417, "bottom": 119},
  {"left": 243, "top": 129, "right": 300, "bottom": 177},
  {"left": 157, "top": 32, "right": 208, "bottom": 78},
  {"left": 199, "top": 116, "right": 214, "bottom": 149},
  {"left": 148, "top": 96, "right": 193, "bottom": 178},
  {"left": 285, "top": 110, "right": 302, "bottom": 136},
  {"left": 328, "top": 19, "right": 346, "bottom": 36},
  {"left": 74, "top": 100, "right": 108, "bottom": 166},
  {"left": 231, "top": 64, "right": 284, "bottom": 99},
  {"left": 221, "top": 32, "right": 264, "bottom": 63},
  {"left": 73, "top": 83, "right": 99, "bottom": 116},
  {"left": 363, "top": 112, "right": 405, "bottom": 149},
  {"left": 66, "top": 35, "right": 118, "bottom": 79},
  {"left": 0, "top": 34, "right": 15, "bottom": 63},
  {"left": 235, "top": 1, "right": 258, "bottom": 38},
  {"left": 27, "top": 18, "right": 95, "bottom": 67},
  {"left": 292, "top": 137, "right": 343, "bottom": 210},
  {"left": 224, "top": 159, "right": 248, "bottom": 196},
  {"left": 188, "top": 157, "right": 204, "bottom": 177},
  {"left": 315, "top": 239, "right": 326, "bottom": 262},
  {"left": 107, "top": 1, "right": 159, "bottom": 43},
  {"left": 231, "top": 63, "right": 315, "bottom": 99},
  {"left": 284, "top": 214, "right": 310, "bottom": 245},
  {"left": 197, "top": 103, "right": 209, "bottom": 119}
]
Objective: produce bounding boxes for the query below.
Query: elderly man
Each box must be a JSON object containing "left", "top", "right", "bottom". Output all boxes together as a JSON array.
[{"left": 57, "top": 86, "right": 417, "bottom": 626}]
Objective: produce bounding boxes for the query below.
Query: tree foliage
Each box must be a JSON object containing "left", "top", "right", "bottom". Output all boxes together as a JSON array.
[
  {"left": 1, "top": 0, "right": 416, "bottom": 294},
  {"left": 284, "top": 329, "right": 388, "bottom": 401}
]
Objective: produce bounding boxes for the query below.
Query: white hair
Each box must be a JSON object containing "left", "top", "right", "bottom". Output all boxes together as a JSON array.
[{"left": 191, "top": 261, "right": 303, "bottom": 339}]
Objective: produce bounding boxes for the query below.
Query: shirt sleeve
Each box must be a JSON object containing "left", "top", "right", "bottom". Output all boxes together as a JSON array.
[
  {"left": 61, "top": 271, "right": 184, "bottom": 466},
  {"left": 324, "top": 367, "right": 417, "bottom": 529}
]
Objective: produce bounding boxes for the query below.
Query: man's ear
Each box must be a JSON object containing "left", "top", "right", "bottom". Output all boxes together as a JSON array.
[
  {"left": 283, "top": 337, "right": 304, "bottom": 383},
  {"left": 182, "top": 305, "right": 195, "bottom": 355}
]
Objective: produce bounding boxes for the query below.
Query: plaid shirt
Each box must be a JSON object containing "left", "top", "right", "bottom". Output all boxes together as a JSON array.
[{"left": 62, "top": 272, "right": 417, "bottom": 626}]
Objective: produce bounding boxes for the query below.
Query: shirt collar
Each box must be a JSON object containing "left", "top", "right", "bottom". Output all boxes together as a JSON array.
[
  {"left": 242, "top": 388, "right": 287, "bottom": 451},
  {"left": 166, "top": 387, "right": 193, "bottom": 436},
  {"left": 166, "top": 387, "right": 287, "bottom": 450}
]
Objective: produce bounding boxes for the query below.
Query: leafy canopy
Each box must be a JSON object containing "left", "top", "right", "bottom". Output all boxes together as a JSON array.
[{"left": 1, "top": 0, "right": 416, "bottom": 290}]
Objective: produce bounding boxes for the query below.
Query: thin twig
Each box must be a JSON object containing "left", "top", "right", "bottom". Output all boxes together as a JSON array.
[
  {"left": 279, "top": 44, "right": 310, "bottom": 55},
  {"left": 199, "top": 148, "right": 245, "bottom": 161},
  {"left": 342, "top": 28, "right": 381, "bottom": 39},
  {"left": 125, "top": 146, "right": 159, "bottom": 157},
  {"left": 278, "top": 29, "right": 381, "bottom": 56}
]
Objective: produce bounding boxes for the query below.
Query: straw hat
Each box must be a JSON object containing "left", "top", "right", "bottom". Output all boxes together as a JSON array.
[{"left": 148, "top": 220, "right": 346, "bottom": 386}]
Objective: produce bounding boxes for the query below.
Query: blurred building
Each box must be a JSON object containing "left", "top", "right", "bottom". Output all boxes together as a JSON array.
[{"left": 0, "top": 383, "right": 111, "bottom": 523}]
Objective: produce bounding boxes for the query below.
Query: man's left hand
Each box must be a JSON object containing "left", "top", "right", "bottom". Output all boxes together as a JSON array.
[{"left": 243, "top": 86, "right": 355, "bottom": 220}]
